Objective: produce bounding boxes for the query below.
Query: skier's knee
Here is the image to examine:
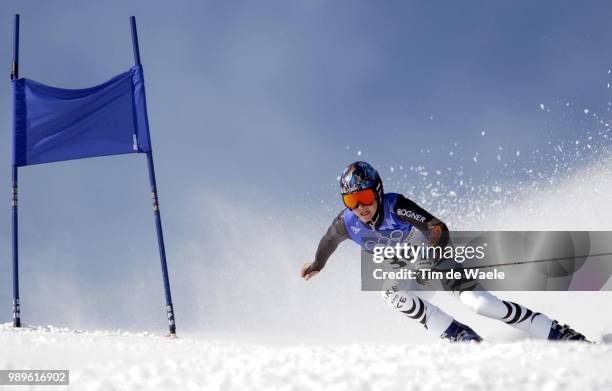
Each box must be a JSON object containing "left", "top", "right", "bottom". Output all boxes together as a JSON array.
[
  {"left": 381, "top": 288, "right": 391, "bottom": 302},
  {"left": 472, "top": 295, "right": 494, "bottom": 316},
  {"left": 462, "top": 291, "right": 505, "bottom": 318},
  {"left": 381, "top": 285, "right": 400, "bottom": 305},
  {"left": 381, "top": 285, "right": 414, "bottom": 309}
]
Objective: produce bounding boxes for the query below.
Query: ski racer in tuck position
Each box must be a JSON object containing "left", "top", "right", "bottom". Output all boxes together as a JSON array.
[{"left": 300, "top": 161, "right": 588, "bottom": 342}]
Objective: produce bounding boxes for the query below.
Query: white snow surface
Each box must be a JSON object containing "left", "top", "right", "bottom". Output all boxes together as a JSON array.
[
  {"left": 1, "top": 323, "right": 611, "bottom": 391},
  {"left": 3, "top": 145, "right": 612, "bottom": 389}
]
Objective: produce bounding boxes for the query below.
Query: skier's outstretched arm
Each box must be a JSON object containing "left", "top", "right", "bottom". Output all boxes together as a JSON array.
[
  {"left": 301, "top": 212, "right": 349, "bottom": 280},
  {"left": 394, "top": 194, "right": 449, "bottom": 247}
]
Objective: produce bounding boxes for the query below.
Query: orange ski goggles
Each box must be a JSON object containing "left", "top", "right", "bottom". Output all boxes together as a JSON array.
[{"left": 342, "top": 188, "right": 376, "bottom": 209}]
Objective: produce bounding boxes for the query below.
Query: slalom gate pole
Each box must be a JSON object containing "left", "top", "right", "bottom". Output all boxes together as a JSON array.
[
  {"left": 11, "top": 14, "right": 21, "bottom": 328},
  {"left": 130, "top": 16, "right": 177, "bottom": 336}
]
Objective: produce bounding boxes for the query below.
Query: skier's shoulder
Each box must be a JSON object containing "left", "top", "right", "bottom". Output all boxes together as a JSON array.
[
  {"left": 328, "top": 209, "right": 350, "bottom": 235},
  {"left": 384, "top": 192, "right": 417, "bottom": 212},
  {"left": 383, "top": 192, "right": 402, "bottom": 204},
  {"left": 334, "top": 209, "right": 348, "bottom": 224},
  {"left": 386, "top": 192, "right": 432, "bottom": 224}
]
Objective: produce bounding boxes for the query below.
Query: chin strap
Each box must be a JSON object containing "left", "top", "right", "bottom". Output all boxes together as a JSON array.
[{"left": 366, "top": 197, "right": 384, "bottom": 229}]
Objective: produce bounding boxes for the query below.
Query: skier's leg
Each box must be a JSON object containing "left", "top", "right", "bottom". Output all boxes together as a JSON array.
[
  {"left": 382, "top": 285, "right": 451, "bottom": 335},
  {"left": 440, "top": 269, "right": 587, "bottom": 340},
  {"left": 456, "top": 288, "right": 587, "bottom": 340},
  {"left": 381, "top": 284, "right": 482, "bottom": 341},
  {"left": 456, "top": 289, "right": 552, "bottom": 338}
]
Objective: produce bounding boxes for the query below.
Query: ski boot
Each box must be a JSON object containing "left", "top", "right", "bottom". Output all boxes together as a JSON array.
[
  {"left": 441, "top": 320, "right": 483, "bottom": 342},
  {"left": 548, "top": 320, "right": 588, "bottom": 341}
]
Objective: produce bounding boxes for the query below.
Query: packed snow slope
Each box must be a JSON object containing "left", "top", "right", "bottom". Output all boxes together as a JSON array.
[
  {"left": 3, "top": 126, "right": 612, "bottom": 389},
  {"left": 0, "top": 324, "right": 611, "bottom": 391},
  {"left": 1, "top": 154, "right": 612, "bottom": 391}
]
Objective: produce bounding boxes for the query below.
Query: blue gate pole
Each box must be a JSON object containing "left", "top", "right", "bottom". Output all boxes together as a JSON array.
[
  {"left": 130, "top": 16, "right": 176, "bottom": 336},
  {"left": 10, "top": 14, "right": 21, "bottom": 328}
]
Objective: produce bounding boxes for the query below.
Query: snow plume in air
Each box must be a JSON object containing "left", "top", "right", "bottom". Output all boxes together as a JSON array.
[{"left": 379, "top": 121, "right": 612, "bottom": 230}]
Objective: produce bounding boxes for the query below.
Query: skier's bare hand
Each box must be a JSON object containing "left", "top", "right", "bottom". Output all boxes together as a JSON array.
[{"left": 300, "top": 262, "right": 319, "bottom": 281}]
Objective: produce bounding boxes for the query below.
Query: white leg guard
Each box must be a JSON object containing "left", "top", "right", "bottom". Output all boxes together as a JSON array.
[
  {"left": 457, "top": 289, "right": 553, "bottom": 339},
  {"left": 382, "top": 285, "right": 454, "bottom": 336}
]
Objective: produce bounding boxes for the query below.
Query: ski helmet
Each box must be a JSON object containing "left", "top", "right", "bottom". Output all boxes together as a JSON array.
[{"left": 339, "top": 161, "right": 384, "bottom": 201}]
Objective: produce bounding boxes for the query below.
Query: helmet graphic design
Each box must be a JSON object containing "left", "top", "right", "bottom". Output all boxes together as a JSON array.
[{"left": 339, "top": 161, "right": 384, "bottom": 201}]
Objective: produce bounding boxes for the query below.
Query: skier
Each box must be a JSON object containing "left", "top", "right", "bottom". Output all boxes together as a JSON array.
[{"left": 300, "top": 161, "right": 588, "bottom": 342}]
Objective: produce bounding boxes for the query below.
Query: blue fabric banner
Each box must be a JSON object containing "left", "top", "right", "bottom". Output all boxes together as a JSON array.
[{"left": 13, "top": 65, "right": 152, "bottom": 167}]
